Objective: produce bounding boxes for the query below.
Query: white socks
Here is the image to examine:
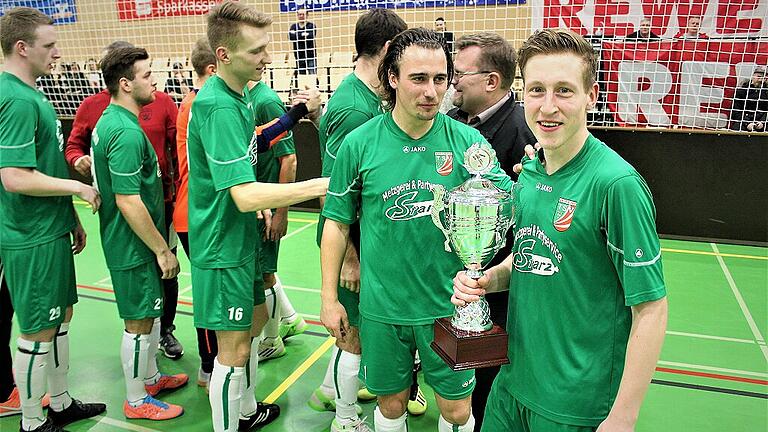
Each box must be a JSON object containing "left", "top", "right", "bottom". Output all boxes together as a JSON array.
[
  {"left": 320, "top": 346, "right": 339, "bottom": 396},
  {"left": 239, "top": 337, "right": 260, "bottom": 417},
  {"left": 210, "top": 358, "right": 244, "bottom": 432},
  {"left": 121, "top": 331, "right": 149, "bottom": 405},
  {"left": 15, "top": 338, "right": 49, "bottom": 431},
  {"left": 262, "top": 287, "right": 281, "bottom": 343},
  {"left": 374, "top": 406, "right": 407, "bottom": 432},
  {"left": 47, "top": 323, "right": 73, "bottom": 411},
  {"left": 274, "top": 275, "right": 297, "bottom": 323},
  {"left": 144, "top": 318, "right": 161, "bottom": 385},
  {"left": 335, "top": 350, "right": 361, "bottom": 422},
  {"left": 438, "top": 413, "right": 475, "bottom": 432}
]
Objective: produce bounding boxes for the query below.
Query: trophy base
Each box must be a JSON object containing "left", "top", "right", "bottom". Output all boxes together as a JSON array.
[{"left": 431, "top": 317, "right": 510, "bottom": 371}]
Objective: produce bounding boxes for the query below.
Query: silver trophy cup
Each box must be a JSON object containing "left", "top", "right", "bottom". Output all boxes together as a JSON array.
[{"left": 431, "top": 143, "right": 515, "bottom": 333}]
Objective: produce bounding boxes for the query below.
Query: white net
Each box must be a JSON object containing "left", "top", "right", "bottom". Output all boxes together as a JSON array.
[{"left": 1, "top": 0, "right": 766, "bottom": 132}]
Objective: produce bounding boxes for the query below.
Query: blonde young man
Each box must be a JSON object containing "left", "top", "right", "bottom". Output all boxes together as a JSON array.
[
  {"left": 453, "top": 29, "right": 668, "bottom": 432},
  {"left": 186, "top": 2, "right": 328, "bottom": 431}
]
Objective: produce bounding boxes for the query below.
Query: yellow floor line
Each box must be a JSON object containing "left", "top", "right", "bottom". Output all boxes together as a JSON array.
[
  {"left": 662, "top": 248, "right": 768, "bottom": 261},
  {"left": 263, "top": 336, "right": 335, "bottom": 404}
]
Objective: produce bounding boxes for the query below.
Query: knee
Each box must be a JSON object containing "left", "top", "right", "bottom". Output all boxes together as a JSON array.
[
  {"left": 262, "top": 273, "right": 276, "bottom": 288},
  {"left": 378, "top": 396, "right": 407, "bottom": 419},
  {"left": 441, "top": 403, "right": 472, "bottom": 425}
]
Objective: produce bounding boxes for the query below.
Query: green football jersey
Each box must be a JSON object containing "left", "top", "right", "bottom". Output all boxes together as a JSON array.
[
  {"left": 497, "top": 134, "right": 666, "bottom": 426},
  {"left": 187, "top": 75, "right": 258, "bottom": 268},
  {"left": 250, "top": 81, "right": 295, "bottom": 184},
  {"left": 91, "top": 104, "right": 165, "bottom": 270},
  {"left": 316, "top": 72, "right": 382, "bottom": 246},
  {"left": 0, "top": 73, "right": 76, "bottom": 249},
  {"left": 322, "top": 112, "right": 512, "bottom": 325}
]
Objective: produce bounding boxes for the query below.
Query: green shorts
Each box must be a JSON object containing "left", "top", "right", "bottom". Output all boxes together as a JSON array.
[
  {"left": 359, "top": 317, "right": 474, "bottom": 399},
  {"left": 110, "top": 260, "right": 163, "bottom": 320},
  {"left": 192, "top": 257, "right": 264, "bottom": 331},
  {"left": 1, "top": 235, "right": 77, "bottom": 334},
  {"left": 481, "top": 382, "right": 597, "bottom": 432},
  {"left": 338, "top": 286, "right": 360, "bottom": 327},
  {"left": 257, "top": 218, "right": 279, "bottom": 274}
]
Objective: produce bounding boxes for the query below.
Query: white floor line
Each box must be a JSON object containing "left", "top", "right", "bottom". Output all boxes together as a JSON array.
[
  {"left": 95, "top": 416, "right": 162, "bottom": 432},
  {"left": 95, "top": 276, "right": 112, "bottom": 284},
  {"left": 710, "top": 243, "right": 768, "bottom": 362},
  {"left": 178, "top": 284, "right": 193, "bottom": 296},
  {"left": 180, "top": 271, "right": 191, "bottom": 277},
  {"left": 300, "top": 312, "right": 321, "bottom": 320},
  {"left": 657, "top": 360, "right": 768, "bottom": 378},
  {"left": 283, "top": 284, "right": 320, "bottom": 293},
  {"left": 665, "top": 331, "right": 756, "bottom": 344},
  {"left": 280, "top": 221, "right": 317, "bottom": 240}
]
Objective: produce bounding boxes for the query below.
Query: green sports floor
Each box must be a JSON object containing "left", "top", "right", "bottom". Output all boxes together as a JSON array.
[{"left": 2, "top": 204, "right": 767, "bottom": 432}]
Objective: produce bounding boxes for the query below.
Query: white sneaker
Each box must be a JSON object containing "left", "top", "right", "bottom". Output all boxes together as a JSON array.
[
  {"left": 331, "top": 417, "right": 373, "bottom": 432},
  {"left": 258, "top": 337, "right": 287, "bottom": 361}
]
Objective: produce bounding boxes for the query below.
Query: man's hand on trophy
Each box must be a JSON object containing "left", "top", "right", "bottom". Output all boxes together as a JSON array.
[
  {"left": 512, "top": 143, "right": 544, "bottom": 175},
  {"left": 321, "top": 300, "right": 351, "bottom": 341},
  {"left": 451, "top": 270, "right": 489, "bottom": 307}
]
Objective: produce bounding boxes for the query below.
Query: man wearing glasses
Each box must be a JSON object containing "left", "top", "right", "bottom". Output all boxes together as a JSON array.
[{"left": 446, "top": 32, "right": 535, "bottom": 432}]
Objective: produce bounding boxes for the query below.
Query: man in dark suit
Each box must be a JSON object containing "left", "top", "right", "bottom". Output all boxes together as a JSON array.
[
  {"left": 446, "top": 32, "right": 536, "bottom": 432},
  {"left": 625, "top": 17, "right": 660, "bottom": 41}
]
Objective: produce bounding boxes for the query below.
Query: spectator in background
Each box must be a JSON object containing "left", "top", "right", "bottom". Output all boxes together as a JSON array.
[
  {"left": 289, "top": 8, "right": 317, "bottom": 75},
  {"left": 164, "top": 62, "right": 192, "bottom": 103},
  {"left": 61, "top": 61, "right": 89, "bottom": 94},
  {"left": 625, "top": 18, "right": 660, "bottom": 41},
  {"left": 730, "top": 66, "right": 767, "bottom": 132},
  {"left": 435, "top": 17, "right": 454, "bottom": 53},
  {"left": 676, "top": 16, "right": 708, "bottom": 39},
  {"left": 85, "top": 57, "right": 102, "bottom": 90}
]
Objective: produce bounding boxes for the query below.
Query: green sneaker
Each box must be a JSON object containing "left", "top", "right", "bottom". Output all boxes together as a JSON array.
[
  {"left": 280, "top": 316, "right": 308, "bottom": 340},
  {"left": 357, "top": 386, "right": 376, "bottom": 402},
  {"left": 308, "top": 388, "right": 362, "bottom": 415}
]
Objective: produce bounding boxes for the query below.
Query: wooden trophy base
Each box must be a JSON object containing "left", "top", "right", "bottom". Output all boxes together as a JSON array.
[{"left": 431, "top": 317, "right": 510, "bottom": 371}]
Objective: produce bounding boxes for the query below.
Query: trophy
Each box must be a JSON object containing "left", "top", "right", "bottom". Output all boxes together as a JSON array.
[{"left": 430, "top": 143, "right": 515, "bottom": 371}]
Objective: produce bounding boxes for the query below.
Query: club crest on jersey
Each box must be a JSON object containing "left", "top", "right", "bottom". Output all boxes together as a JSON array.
[
  {"left": 553, "top": 198, "right": 577, "bottom": 232},
  {"left": 435, "top": 152, "right": 453, "bottom": 176}
]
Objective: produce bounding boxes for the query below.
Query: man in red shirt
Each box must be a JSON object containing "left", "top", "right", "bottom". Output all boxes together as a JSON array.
[{"left": 65, "top": 40, "right": 184, "bottom": 360}]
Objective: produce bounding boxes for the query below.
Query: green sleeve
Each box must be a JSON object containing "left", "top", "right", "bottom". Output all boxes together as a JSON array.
[
  {"left": 107, "top": 129, "right": 147, "bottom": 195},
  {"left": 202, "top": 107, "right": 256, "bottom": 191},
  {"left": 321, "top": 134, "right": 362, "bottom": 225},
  {"left": 602, "top": 174, "right": 666, "bottom": 306},
  {"left": 258, "top": 99, "right": 295, "bottom": 158},
  {"left": 0, "top": 99, "right": 38, "bottom": 168},
  {"left": 321, "top": 109, "right": 372, "bottom": 177}
]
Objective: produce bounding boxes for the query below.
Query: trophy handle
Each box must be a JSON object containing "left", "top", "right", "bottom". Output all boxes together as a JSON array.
[{"left": 431, "top": 185, "right": 452, "bottom": 253}]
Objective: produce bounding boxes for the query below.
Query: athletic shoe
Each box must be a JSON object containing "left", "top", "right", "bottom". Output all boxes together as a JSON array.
[
  {"left": 47, "top": 398, "right": 106, "bottom": 426},
  {"left": 19, "top": 418, "right": 67, "bottom": 432},
  {"left": 257, "top": 337, "right": 286, "bottom": 361},
  {"left": 406, "top": 385, "right": 427, "bottom": 416},
  {"left": 1, "top": 388, "right": 50, "bottom": 418},
  {"left": 159, "top": 327, "right": 184, "bottom": 360},
  {"left": 145, "top": 373, "right": 189, "bottom": 397},
  {"left": 356, "top": 386, "right": 376, "bottom": 402},
  {"left": 331, "top": 416, "right": 373, "bottom": 432},
  {"left": 237, "top": 402, "right": 280, "bottom": 431},
  {"left": 279, "top": 316, "right": 308, "bottom": 340},
  {"left": 307, "top": 388, "right": 362, "bottom": 415},
  {"left": 123, "top": 396, "right": 183, "bottom": 421}
]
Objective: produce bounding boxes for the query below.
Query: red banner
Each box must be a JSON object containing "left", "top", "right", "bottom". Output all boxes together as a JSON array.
[
  {"left": 116, "top": 0, "right": 223, "bottom": 21},
  {"left": 602, "top": 40, "right": 768, "bottom": 128}
]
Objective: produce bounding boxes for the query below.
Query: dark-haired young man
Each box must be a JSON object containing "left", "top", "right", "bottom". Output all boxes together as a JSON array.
[
  {"left": 452, "top": 29, "right": 668, "bottom": 432},
  {"left": 0, "top": 7, "right": 105, "bottom": 432},
  {"left": 188, "top": 2, "right": 327, "bottom": 431},
  {"left": 92, "top": 46, "right": 188, "bottom": 422},
  {"left": 320, "top": 27, "right": 511, "bottom": 432}
]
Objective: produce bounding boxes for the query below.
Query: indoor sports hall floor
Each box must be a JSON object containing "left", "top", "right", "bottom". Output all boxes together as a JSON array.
[{"left": 2, "top": 204, "right": 766, "bottom": 432}]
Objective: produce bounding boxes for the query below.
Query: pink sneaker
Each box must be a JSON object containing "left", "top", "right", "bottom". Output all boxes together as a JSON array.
[
  {"left": 145, "top": 373, "right": 189, "bottom": 397},
  {"left": 0, "top": 387, "right": 20, "bottom": 417},
  {"left": 123, "top": 395, "right": 183, "bottom": 420}
]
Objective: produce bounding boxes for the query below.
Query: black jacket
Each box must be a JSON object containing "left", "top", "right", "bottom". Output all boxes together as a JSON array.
[{"left": 730, "top": 83, "right": 768, "bottom": 131}]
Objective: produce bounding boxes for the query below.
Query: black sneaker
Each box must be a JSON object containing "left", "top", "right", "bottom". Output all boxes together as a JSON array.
[
  {"left": 238, "top": 402, "right": 280, "bottom": 431},
  {"left": 47, "top": 399, "right": 106, "bottom": 427},
  {"left": 20, "top": 418, "right": 68, "bottom": 432},
  {"left": 159, "top": 327, "right": 184, "bottom": 360}
]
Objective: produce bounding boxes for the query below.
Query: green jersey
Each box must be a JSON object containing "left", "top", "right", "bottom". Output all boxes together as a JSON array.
[
  {"left": 0, "top": 72, "right": 76, "bottom": 249},
  {"left": 498, "top": 134, "right": 666, "bottom": 426},
  {"left": 187, "top": 75, "right": 257, "bottom": 268},
  {"left": 250, "top": 81, "right": 295, "bottom": 184},
  {"left": 91, "top": 104, "right": 165, "bottom": 270},
  {"left": 322, "top": 113, "right": 512, "bottom": 325},
  {"left": 316, "top": 72, "right": 382, "bottom": 245}
]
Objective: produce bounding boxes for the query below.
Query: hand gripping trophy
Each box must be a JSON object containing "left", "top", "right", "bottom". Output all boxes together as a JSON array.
[{"left": 430, "top": 142, "right": 516, "bottom": 371}]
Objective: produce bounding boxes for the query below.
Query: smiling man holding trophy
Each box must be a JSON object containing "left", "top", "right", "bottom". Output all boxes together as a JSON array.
[{"left": 320, "top": 28, "right": 512, "bottom": 432}]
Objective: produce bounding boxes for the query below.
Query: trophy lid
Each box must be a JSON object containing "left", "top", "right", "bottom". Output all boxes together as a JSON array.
[{"left": 463, "top": 143, "right": 496, "bottom": 176}]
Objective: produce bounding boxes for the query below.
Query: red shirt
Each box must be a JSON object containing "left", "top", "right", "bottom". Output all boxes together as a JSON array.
[
  {"left": 65, "top": 89, "right": 179, "bottom": 203},
  {"left": 173, "top": 90, "right": 195, "bottom": 232}
]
